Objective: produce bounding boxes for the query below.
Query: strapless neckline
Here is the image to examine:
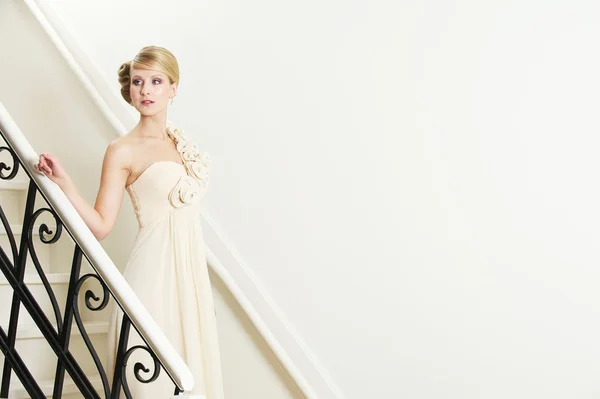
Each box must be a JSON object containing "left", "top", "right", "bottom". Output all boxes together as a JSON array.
[{"left": 126, "top": 161, "right": 185, "bottom": 189}]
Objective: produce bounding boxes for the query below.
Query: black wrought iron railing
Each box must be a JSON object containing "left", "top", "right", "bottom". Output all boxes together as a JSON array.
[{"left": 0, "top": 104, "right": 193, "bottom": 398}]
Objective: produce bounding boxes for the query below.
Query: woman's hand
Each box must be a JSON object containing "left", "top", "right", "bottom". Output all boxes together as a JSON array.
[
  {"left": 30, "top": 142, "right": 129, "bottom": 241},
  {"left": 34, "top": 153, "right": 70, "bottom": 187}
]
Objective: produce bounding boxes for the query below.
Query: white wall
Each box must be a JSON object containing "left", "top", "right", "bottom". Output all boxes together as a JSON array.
[
  {"left": 27, "top": 0, "right": 600, "bottom": 397},
  {"left": 0, "top": 1, "right": 303, "bottom": 398},
  {"left": 211, "top": 270, "right": 304, "bottom": 399}
]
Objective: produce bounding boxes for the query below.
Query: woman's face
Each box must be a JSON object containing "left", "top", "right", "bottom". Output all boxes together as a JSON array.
[{"left": 130, "top": 66, "right": 177, "bottom": 116}]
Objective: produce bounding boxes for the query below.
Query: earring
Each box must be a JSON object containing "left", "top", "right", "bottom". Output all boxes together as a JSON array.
[{"left": 170, "top": 97, "right": 174, "bottom": 105}]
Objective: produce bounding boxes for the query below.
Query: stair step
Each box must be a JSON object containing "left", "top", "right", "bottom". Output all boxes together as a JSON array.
[
  {"left": 7, "top": 374, "right": 104, "bottom": 399},
  {"left": 0, "top": 179, "right": 29, "bottom": 191},
  {"left": 0, "top": 321, "right": 109, "bottom": 388},
  {"left": 0, "top": 224, "right": 59, "bottom": 234},
  {"left": 0, "top": 272, "right": 71, "bottom": 285},
  {"left": 0, "top": 224, "right": 54, "bottom": 271},
  {"left": 0, "top": 271, "right": 111, "bottom": 325},
  {"left": 0, "top": 273, "right": 71, "bottom": 328},
  {"left": 2, "top": 321, "right": 108, "bottom": 340},
  {"left": 0, "top": 191, "right": 27, "bottom": 233}
]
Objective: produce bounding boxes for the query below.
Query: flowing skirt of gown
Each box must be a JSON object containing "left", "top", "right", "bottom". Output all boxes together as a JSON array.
[{"left": 105, "top": 146, "right": 223, "bottom": 399}]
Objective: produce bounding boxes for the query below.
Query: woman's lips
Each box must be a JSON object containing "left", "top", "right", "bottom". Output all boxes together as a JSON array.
[{"left": 141, "top": 100, "right": 154, "bottom": 106}]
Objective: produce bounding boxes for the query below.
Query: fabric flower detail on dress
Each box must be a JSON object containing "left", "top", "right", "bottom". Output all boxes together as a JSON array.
[
  {"left": 178, "top": 140, "right": 200, "bottom": 161},
  {"left": 168, "top": 175, "right": 201, "bottom": 208},
  {"left": 166, "top": 122, "right": 212, "bottom": 189},
  {"left": 185, "top": 152, "right": 211, "bottom": 183}
]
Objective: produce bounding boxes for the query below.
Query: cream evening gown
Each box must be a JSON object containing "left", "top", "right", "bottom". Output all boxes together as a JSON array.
[{"left": 106, "top": 122, "right": 224, "bottom": 399}]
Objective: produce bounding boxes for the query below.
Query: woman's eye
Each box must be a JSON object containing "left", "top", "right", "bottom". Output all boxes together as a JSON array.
[
  {"left": 132, "top": 79, "right": 141, "bottom": 85},
  {"left": 153, "top": 79, "right": 162, "bottom": 84}
]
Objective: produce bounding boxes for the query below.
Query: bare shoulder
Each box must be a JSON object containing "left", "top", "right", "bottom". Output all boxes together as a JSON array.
[{"left": 103, "top": 136, "right": 134, "bottom": 170}]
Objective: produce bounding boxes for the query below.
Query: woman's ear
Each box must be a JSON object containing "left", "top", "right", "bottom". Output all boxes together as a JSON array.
[{"left": 171, "top": 84, "right": 178, "bottom": 99}]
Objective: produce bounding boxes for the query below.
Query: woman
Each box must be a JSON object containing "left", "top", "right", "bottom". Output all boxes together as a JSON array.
[{"left": 34, "top": 46, "right": 224, "bottom": 398}]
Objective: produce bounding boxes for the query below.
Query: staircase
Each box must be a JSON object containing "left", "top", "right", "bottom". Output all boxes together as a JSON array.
[
  {"left": 0, "top": 137, "right": 106, "bottom": 398},
  {"left": 0, "top": 103, "right": 195, "bottom": 398}
]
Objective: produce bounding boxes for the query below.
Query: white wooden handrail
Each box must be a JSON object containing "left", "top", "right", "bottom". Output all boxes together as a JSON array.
[{"left": 0, "top": 102, "right": 194, "bottom": 392}]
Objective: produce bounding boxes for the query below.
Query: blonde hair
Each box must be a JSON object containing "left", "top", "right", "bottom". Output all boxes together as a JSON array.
[{"left": 117, "top": 46, "right": 180, "bottom": 104}]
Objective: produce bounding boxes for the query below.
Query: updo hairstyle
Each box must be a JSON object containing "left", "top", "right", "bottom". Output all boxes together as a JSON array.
[{"left": 117, "top": 46, "right": 180, "bottom": 105}]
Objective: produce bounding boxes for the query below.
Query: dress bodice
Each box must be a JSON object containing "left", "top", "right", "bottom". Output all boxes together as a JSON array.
[{"left": 125, "top": 123, "right": 211, "bottom": 228}]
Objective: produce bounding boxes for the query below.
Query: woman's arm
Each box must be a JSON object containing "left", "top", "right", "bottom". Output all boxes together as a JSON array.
[{"left": 35, "top": 141, "right": 130, "bottom": 241}]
